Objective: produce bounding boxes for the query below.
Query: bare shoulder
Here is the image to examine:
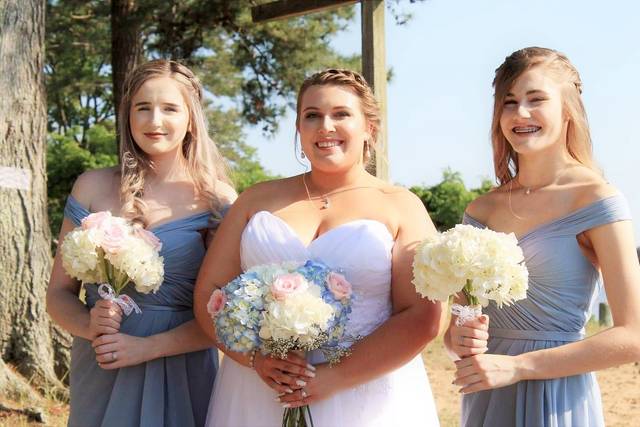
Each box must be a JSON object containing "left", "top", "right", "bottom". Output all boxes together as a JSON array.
[
  {"left": 226, "top": 176, "right": 296, "bottom": 219},
  {"left": 215, "top": 180, "right": 238, "bottom": 205},
  {"left": 465, "top": 189, "right": 501, "bottom": 224},
  {"left": 70, "top": 166, "right": 119, "bottom": 209},
  {"left": 382, "top": 184, "right": 427, "bottom": 214},
  {"left": 569, "top": 167, "right": 619, "bottom": 209}
]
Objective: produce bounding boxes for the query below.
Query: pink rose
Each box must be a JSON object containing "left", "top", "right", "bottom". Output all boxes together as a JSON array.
[
  {"left": 207, "top": 289, "right": 226, "bottom": 316},
  {"left": 134, "top": 227, "right": 163, "bottom": 251},
  {"left": 99, "top": 221, "right": 128, "bottom": 254},
  {"left": 81, "top": 211, "right": 112, "bottom": 231},
  {"left": 327, "top": 272, "right": 352, "bottom": 300},
  {"left": 271, "top": 273, "right": 307, "bottom": 301}
]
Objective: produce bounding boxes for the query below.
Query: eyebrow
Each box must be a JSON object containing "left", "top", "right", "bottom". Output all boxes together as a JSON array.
[
  {"left": 302, "top": 105, "right": 353, "bottom": 112},
  {"left": 133, "top": 101, "right": 182, "bottom": 107},
  {"left": 505, "top": 89, "right": 548, "bottom": 97}
]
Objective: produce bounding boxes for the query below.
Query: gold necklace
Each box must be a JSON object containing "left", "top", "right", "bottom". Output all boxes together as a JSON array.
[{"left": 301, "top": 172, "right": 375, "bottom": 210}]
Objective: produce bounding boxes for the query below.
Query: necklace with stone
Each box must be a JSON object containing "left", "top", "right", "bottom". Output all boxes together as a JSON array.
[{"left": 301, "top": 172, "right": 374, "bottom": 210}]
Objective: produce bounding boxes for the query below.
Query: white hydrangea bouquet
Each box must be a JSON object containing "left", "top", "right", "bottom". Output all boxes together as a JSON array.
[
  {"left": 412, "top": 224, "right": 528, "bottom": 325},
  {"left": 61, "top": 211, "right": 164, "bottom": 315},
  {"left": 208, "top": 260, "right": 355, "bottom": 427}
]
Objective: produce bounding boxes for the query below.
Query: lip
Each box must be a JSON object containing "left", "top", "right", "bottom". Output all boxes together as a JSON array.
[
  {"left": 315, "top": 139, "right": 344, "bottom": 149},
  {"left": 512, "top": 126, "right": 541, "bottom": 134},
  {"left": 144, "top": 132, "right": 167, "bottom": 139}
]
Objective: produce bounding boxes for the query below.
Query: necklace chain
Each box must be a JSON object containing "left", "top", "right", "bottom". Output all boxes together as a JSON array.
[{"left": 301, "top": 172, "right": 374, "bottom": 210}]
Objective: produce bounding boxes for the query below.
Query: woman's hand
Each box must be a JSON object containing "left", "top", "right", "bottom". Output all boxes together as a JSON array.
[
  {"left": 254, "top": 352, "right": 316, "bottom": 395},
  {"left": 277, "top": 364, "right": 344, "bottom": 408},
  {"left": 92, "top": 333, "right": 150, "bottom": 369},
  {"left": 453, "top": 353, "right": 524, "bottom": 393},
  {"left": 88, "top": 300, "right": 123, "bottom": 340},
  {"left": 449, "top": 314, "right": 490, "bottom": 358}
]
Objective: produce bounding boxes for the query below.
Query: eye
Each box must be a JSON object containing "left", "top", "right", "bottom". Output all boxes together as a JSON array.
[
  {"left": 137, "top": 106, "right": 150, "bottom": 111},
  {"left": 334, "top": 110, "right": 351, "bottom": 118},
  {"left": 503, "top": 99, "right": 517, "bottom": 106},
  {"left": 304, "top": 112, "right": 318, "bottom": 119},
  {"left": 530, "top": 97, "right": 547, "bottom": 103},
  {"left": 164, "top": 107, "right": 178, "bottom": 112}
]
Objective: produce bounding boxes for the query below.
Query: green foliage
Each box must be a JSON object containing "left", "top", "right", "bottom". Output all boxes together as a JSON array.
[
  {"left": 410, "top": 169, "right": 492, "bottom": 231},
  {"left": 47, "top": 125, "right": 118, "bottom": 237}
]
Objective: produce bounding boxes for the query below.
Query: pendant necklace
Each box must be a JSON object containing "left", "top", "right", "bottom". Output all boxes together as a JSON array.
[{"left": 301, "top": 172, "right": 374, "bottom": 210}]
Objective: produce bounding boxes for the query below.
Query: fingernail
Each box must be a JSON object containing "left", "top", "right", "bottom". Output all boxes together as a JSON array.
[
  {"left": 305, "top": 370, "right": 316, "bottom": 378},
  {"left": 282, "top": 403, "right": 291, "bottom": 408},
  {"left": 285, "top": 388, "right": 293, "bottom": 394},
  {"left": 295, "top": 380, "right": 306, "bottom": 387},
  {"left": 306, "top": 364, "right": 316, "bottom": 371},
  {"left": 274, "top": 397, "right": 281, "bottom": 402}
]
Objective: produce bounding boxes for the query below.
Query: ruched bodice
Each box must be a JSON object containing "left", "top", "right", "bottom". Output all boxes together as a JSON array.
[
  {"left": 207, "top": 210, "right": 439, "bottom": 427},
  {"left": 64, "top": 195, "right": 221, "bottom": 427},
  {"left": 461, "top": 194, "right": 632, "bottom": 427}
]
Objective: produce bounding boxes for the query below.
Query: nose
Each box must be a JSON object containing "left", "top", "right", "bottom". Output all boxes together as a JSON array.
[
  {"left": 150, "top": 108, "right": 163, "bottom": 126},
  {"left": 319, "top": 115, "right": 335, "bottom": 133},
  {"left": 516, "top": 104, "right": 531, "bottom": 118}
]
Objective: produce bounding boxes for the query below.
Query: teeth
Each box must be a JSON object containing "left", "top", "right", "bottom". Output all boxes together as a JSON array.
[
  {"left": 513, "top": 127, "right": 540, "bottom": 134},
  {"left": 317, "top": 141, "right": 341, "bottom": 148}
]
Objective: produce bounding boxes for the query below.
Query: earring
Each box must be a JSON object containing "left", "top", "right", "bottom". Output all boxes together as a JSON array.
[{"left": 301, "top": 151, "right": 306, "bottom": 159}]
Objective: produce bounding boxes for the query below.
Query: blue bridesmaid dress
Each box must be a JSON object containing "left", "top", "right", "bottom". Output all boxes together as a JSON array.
[
  {"left": 461, "top": 194, "right": 631, "bottom": 427},
  {"left": 64, "top": 195, "right": 220, "bottom": 427}
]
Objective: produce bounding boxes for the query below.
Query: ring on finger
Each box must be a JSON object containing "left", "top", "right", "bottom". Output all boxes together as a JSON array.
[
  {"left": 301, "top": 388, "right": 307, "bottom": 398},
  {"left": 111, "top": 351, "right": 117, "bottom": 361}
]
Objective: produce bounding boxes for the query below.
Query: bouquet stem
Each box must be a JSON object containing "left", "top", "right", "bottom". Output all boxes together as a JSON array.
[
  {"left": 451, "top": 280, "right": 483, "bottom": 326},
  {"left": 282, "top": 405, "right": 314, "bottom": 427}
]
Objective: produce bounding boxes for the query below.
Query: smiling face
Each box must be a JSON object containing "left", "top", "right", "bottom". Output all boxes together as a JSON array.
[
  {"left": 129, "top": 77, "right": 190, "bottom": 157},
  {"left": 297, "top": 84, "right": 371, "bottom": 173},
  {"left": 499, "top": 67, "right": 568, "bottom": 156}
]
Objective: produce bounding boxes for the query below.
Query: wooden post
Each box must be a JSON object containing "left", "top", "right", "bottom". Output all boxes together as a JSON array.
[{"left": 361, "top": 0, "right": 388, "bottom": 181}]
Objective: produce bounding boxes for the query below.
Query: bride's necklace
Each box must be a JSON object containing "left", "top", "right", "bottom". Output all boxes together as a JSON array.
[{"left": 301, "top": 172, "right": 373, "bottom": 210}]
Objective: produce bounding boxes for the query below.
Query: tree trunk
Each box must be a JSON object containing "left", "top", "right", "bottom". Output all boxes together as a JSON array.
[
  {"left": 111, "top": 0, "right": 143, "bottom": 147},
  {"left": 0, "top": 0, "right": 69, "bottom": 400}
]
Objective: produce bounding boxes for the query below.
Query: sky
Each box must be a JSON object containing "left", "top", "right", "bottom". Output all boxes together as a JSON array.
[{"left": 244, "top": 0, "right": 639, "bottom": 244}]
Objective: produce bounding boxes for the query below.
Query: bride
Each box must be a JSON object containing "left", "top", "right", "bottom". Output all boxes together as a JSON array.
[{"left": 194, "top": 69, "right": 442, "bottom": 427}]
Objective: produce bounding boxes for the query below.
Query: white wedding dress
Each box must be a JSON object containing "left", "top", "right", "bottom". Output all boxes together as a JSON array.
[{"left": 206, "top": 211, "right": 440, "bottom": 427}]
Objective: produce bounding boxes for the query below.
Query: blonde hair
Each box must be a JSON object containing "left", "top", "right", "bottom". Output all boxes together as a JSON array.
[
  {"left": 491, "top": 47, "right": 597, "bottom": 185},
  {"left": 118, "top": 59, "right": 231, "bottom": 226},
  {"left": 295, "top": 69, "right": 381, "bottom": 164}
]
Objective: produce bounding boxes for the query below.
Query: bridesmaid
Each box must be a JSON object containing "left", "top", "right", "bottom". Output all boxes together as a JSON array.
[
  {"left": 445, "top": 47, "right": 640, "bottom": 426},
  {"left": 46, "top": 60, "right": 236, "bottom": 427}
]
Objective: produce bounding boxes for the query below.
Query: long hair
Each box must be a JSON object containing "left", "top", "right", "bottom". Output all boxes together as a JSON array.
[
  {"left": 491, "top": 47, "right": 597, "bottom": 185},
  {"left": 118, "top": 59, "right": 231, "bottom": 226},
  {"left": 295, "top": 69, "right": 381, "bottom": 165}
]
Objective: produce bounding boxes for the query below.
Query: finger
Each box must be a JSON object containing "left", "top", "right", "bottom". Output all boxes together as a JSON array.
[
  {"left": 453, "top": 373, "right": 483, "bottom": 387},
  {"left": 92, "top": 334, "right": 118, "bottom": 348},
  {"left": 284, "top": 353, "right": 313, "bottom": 369},
  {"left": 273, "top": 361, "right": 316, "bottom": 378},
  {"left": 98, "top": 360, "right": 120, "bottom": 370},
  {"left": 460, "top": 337, "right": 488, "bottom": 348},
  {"left": 96, "top": 326, "right": 120, "bottom": 336},
  {"left": 459, "top": 380, "right": 489, "bottom": 394},
  {"left": 94, "top": 343, "right": 119, "bottom": 355},
  {"left": 283, "top": 396, "right": 313, "bottom": 409},
  {"left": 263, "top": 378, "right": 294, "bottom": 395},
  {"left": 278, "top": 388, "right": 307, "bottom": 403},
  {"left": 271, "top": 370, "right": 303, "bottom": 388},
  {"left": 95, "top": 352, "right": 118, "bottom": 364}
]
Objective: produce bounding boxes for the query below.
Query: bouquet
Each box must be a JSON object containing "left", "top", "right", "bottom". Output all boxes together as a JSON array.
[
  {"left": 61, "top": 211, "right": 164, "bottom": 315},
  {"left": 208, "top": 260, "right": 355, "bottom": 427},
  {"left": 412, "top": 224, "right": 528, "bottom": 325}
]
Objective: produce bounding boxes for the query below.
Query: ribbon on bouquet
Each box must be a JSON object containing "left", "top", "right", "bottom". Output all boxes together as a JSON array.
[
  {"left": 451, "top": 303, "right": 482, "bottom": 326},
  {"left": 98, "top": 283, "right": 142, "bottom": 315}
]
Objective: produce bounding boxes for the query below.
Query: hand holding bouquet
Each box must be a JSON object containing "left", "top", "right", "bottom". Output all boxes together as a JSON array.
[
  {"left": 412, "top": 224, "right": 528, "bottom": 325},
  {"left": 208, "top": 260, "right": 354, "bottom": 426},
  {"left": 61, "top": 211, "right": 164, "bottom": 315}
]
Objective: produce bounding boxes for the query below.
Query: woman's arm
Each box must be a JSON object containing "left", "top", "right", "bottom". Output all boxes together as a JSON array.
[
  {"left": 281, "top": 190, "right": 444, "bottom": 407},
  {"left": 46, "top": 173, "right": 122, "bottom": 340},
  {"left": 454, "top": 219, "right": 640, "bottom": 393},
  {"left": 193, "top": 186, "right": 313, "bottom": 393}
]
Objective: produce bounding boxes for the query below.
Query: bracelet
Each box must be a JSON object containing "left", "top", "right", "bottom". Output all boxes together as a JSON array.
[{"left": 248, "top": 349, "right": 257, "bottom": 369}]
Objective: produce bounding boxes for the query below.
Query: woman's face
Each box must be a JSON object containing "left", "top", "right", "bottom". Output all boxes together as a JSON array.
[
  {"left": 297, "top": 84, "right": 371, "bottom": 173},
  {"left": 129, "top": 77, "right": 190, "bottom": 158},
  {"left": 499, "top": 67, "right": 567, "bottom": 156}
]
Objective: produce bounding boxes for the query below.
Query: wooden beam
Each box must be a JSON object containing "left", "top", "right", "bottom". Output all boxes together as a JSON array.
[
  {"left": 361, "top": 0, "right": 388, "bottom": 181},
  {"left": 252, "top": 0, "right": 358, "bottom": 23}
]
